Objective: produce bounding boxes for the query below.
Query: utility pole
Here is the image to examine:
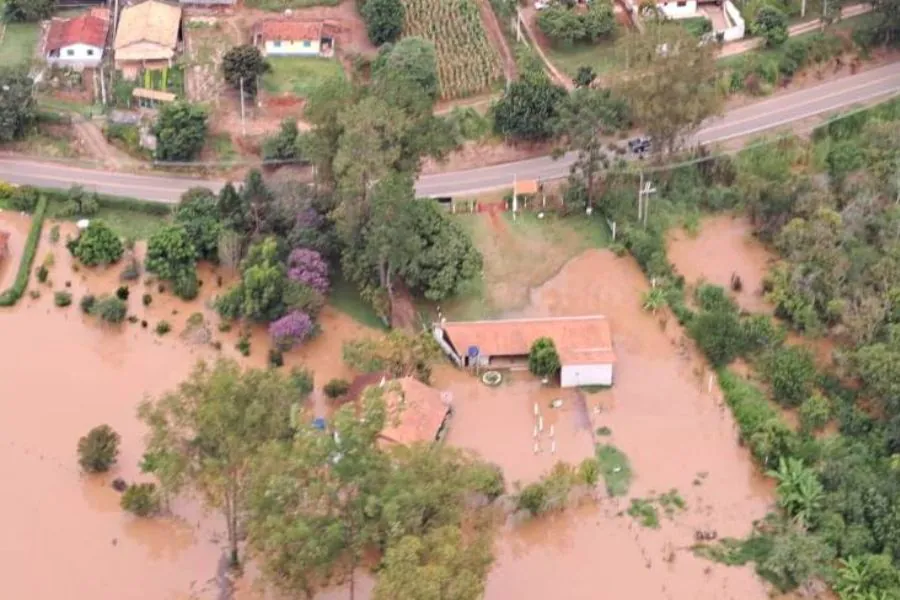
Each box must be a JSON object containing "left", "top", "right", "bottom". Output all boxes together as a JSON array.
[
  {"left": 637, "top": 172, "right": 657, "bottom": 228},
  {"left": 239, "top": 77, "right": 246, "bottom": 137}
]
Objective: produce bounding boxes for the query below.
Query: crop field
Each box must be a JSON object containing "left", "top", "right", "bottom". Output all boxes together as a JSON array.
[{"left": 401, "top": 0, "right": 504, "bottom": 99}]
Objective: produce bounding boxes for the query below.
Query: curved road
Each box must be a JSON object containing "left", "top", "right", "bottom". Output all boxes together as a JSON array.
[{"left": 1, "top": 63, "right": 898, "bottom": 203}]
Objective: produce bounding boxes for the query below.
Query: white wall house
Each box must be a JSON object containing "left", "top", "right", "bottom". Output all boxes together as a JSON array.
[
  {"left": 657, "top": 0, "right": 699, "bottom": 19},
  {"left": 253, "top": 20, "right": 335, "bottom": 58},
  {"left": 721, "top": 0, "right": 746, "bottom": 41},
  {"left": 45, "top": 12, "right": 109, "bottom": 68},
  {"left": 434, "top": 315, "right": 617, "bottom": 389}
]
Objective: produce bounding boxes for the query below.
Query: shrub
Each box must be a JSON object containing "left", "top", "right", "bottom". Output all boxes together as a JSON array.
[
  {"left": 467, "top": 462, "right": 505, "bottom": 501},
  {"left": 755, "top": 6, "right": 789, "bottom": 47},
  {"left": 268, "top": 348, "right": 284, "bottom": 368},
  {"left": 287, "top": 248, "right": 330, "bottom": 295},
  {"left": 120, "top": 483, "right": 160, "bottom": 517},
  {"left": 54, "top": 290, "right": 72, "bottom": 307},
  {"left": 72, "top": 221, "right": 124, "bottom": 266},
  {"left": 690, "top": 309, "right": 745, "bottom": 366},
  {"left": 36, "top": 264, "right": 49, "bottom": 283},
  {"left": 695, "top": 284, "right": 737, "bottom": 313},
  {"left": 799, "top": 392, "right": 831, "bottom": 434},
  {"left": 155, "top": 321, "right": 171, "bottom": 336},
  {"left": 9, "top": 185, "right": 39, "bottom": 212},
  {"left": 115, "top": 285, "right": 130, "bottom": 301},
  {"left": 578, "top": 457, "right": 601, "bottom": 486},
  {"left": 0, "top": 195, "right": 48, "bottom": 306},
  {"left": 763, "top": 346, "right": 817, "bottom": 408},
  {"left": 517, "top": 482, "right": 547, "bottom": 515},
  {"left": 268, "top": 311, "right": 314, "bottom": 351},
  {"left": 529, "top": 337, "right": 561, "bottom": 379},
  {"left": 49, "top": 224, "right": 60, "bottom": 244},
  {"left": 142, "top": 293, "right": 152, "bottom": 307},
  {"left": 80, "top": 294, "right": 96, "bottom": 313},
  {"left": 93, "top": 296, "right": 128, "bottom": 324},
  {"left": 741, "top": 314, "right": 787, "bottom": 354},
  {"left": 236, "top": 335, "right": 251, "bottom": 356},
  {"left": 145, "top": 224, "right": 197, "bottom": 282},
  {"left": 323, "top": 378, "right": 351, "bottom": 399},
  {"left": 172, "top": 271, "right": 199, "bottom": 300},
  {"left": 77, "top": 425, "right": 120, "bottom": 473}
]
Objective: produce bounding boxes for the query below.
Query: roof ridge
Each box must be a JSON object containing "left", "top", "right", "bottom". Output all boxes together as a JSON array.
[{"left": 439, "top": 314, "right": 608, "bottom": 326}]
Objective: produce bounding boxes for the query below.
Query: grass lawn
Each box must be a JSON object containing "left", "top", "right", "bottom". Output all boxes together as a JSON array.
[
  {"left": 329, "top": 273, "right": 388, "bottom": 330},
  {"left": 545, "top": 39, "right": 620, "bottom": 78},
  {"left": 262, "top": 57, "right": 345, "bottom": 98},
  {"left": 440, "top": 209, "right": 611, "bottom": 321},
  {"left": 44, "top": 202, "right": 170, "bottom": 241},
  {"left": 0, "top": 21, "right": 39, "bottom": 68},
  {"left": 595, "top": 443, "right": 633, "bottom": 497}
]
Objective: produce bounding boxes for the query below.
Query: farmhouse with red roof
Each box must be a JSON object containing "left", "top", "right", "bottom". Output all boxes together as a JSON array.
[{"left": 45, "top": 9, "right": 110, "bottom": 68}]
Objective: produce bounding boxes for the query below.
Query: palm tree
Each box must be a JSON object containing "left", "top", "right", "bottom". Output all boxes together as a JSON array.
[
  {"left": 767, "top": 457, "right": 824, "bottom": 526},
  {"left": 642, "top": 286, "right": 667, "bottom": 314}
]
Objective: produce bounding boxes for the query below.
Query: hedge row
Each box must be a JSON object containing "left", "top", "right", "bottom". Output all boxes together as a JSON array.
[
  {"left": 39, "top": 188, "right": 172, "bottom": 216},
  {"left": 0, "top": 195, "right": 49, "bottom": 306}
]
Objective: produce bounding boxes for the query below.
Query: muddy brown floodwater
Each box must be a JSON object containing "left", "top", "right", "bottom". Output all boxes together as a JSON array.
[
  {"left": 668, "top": 215, "right": 776, "bottom": 314},
  {"left": 0, "top": 214, "right": 374, "bottom": 600},
  {"left": 471, "top": 249, "right": 775, "bottom": 600},
  {"left": 1, "top": 211, "right": 776, "bottom": 600}
]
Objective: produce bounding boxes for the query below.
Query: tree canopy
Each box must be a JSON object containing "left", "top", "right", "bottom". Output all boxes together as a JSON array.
[
  {"left": 613, "top": 23, "right": 722, "bottom": 155},
  {"left": 0, "top": 69, "right": 36, "bottom": 142},
  {"left": 373, "top": 37, "right": 440, "bottom": 101},
  {"left": 153, "top": 102, "right": 208, "bottom": 162},
  {"left": 138, "top": 359, "right": 307, "bottom": 564},
  {"left": 361, "top": 0, "right": 405, "bottom": 46},
  {"left": 3, "top": 0, "right": 53, "bottom": 21},
  {"left": 222, "top": 45, "right": 270, "bottom": 97},
  {"left": 494, "top": 78, "right": 567, "bottom": 141}
]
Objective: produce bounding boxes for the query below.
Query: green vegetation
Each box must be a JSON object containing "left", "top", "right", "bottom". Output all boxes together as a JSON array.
[
  {"left": 0, "top": 22, "right": 39, "bottom": 67},
  {"left": 120, "top": 482, "right": 161, "bottom": 517},
  {"left": 76, "top": 424, "right": 120, "bottom": 473},
  {"left": 262, "top": 57, "right": 345, "bottom": 98},
  {"left": 0, "top": 195, "right": 47, "bottom": 306},
  {"left": 627, "top": 489, "right": 686, "bottom": 528},
  {"left": 595, "top": 444, "right": 632, "bottom": 496},
  {"left": 330, "top": 273, "right": 388, "bottom": 329},
  {"left": 528, "top": 337, "right": 561, "bottom": 379}
]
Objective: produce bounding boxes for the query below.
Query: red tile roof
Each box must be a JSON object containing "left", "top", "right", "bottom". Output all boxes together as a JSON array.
[
  {"left": 255, "top": 19, "right": 323, "bottom": 42},
  {"left": 46, "top": 14, "right": 109, "bottom": 52},
  {"left": 377, "top": 377, "right": 451, "bottom": 446},
  {"left": 440, "top": 315, "right": 616, "bottom": 366}
]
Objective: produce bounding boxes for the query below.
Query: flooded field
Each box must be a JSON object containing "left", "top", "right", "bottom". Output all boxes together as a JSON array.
[
  {"left": 0, "top": 215, "right": 372, "bottom": 600},
  {"left": 667, "top": 216, "right": 776, "bottom": 314},
  {"left": 477, "top": 249, "right": 774, "bottom": 600},
  {"left": 1, "top": 211, "right": 775, "bottom": 599}
]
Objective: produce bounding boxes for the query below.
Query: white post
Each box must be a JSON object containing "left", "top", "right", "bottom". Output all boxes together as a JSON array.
[
  {"left": 239, "top": 77, "right": 246, "bottom": 137},
  {"left": 801, "top": 0, "right": 806, "bottom": 18},
  {"left": 637, "top": 171, "right": 644, "bottom": 222}
]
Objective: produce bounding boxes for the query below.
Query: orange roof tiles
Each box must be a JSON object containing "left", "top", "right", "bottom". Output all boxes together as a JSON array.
[
  {"left": 46, "top": 14, "right": 109, "bottom": 51},
  {"left": 377, "top": 377, "right": 450, "bottom": 446},
  {"left": 255, "top": 19, "right": 323, "bottom": 42},
  {"left": 441, "top": 315, "right": 616, "bottom": 365}
]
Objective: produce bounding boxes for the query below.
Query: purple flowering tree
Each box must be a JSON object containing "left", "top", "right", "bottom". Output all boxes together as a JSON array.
[
  {"left": 268, "top": 311, "right": 313, "bottom": 351},
  {"left": 287, "top": 248, "right": 330, "bottom": 295}
]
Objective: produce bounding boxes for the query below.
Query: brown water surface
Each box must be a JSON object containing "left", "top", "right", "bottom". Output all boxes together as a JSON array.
[{"left": 668, "top": 216, "right": 776, "bottom": 314}]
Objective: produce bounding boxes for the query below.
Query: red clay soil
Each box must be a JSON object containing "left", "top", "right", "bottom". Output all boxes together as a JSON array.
[{"left": 478, "top": 0, "right": 518, "bottom": 83}]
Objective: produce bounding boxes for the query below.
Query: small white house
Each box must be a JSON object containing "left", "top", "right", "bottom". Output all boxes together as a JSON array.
[
  {"left": 45, "top": 11, "right": 109, "bottom": 68},
  {"left": 253, "top": 19, "right": 335, "bottom": 58},
  {"left": 434, "top": 315, "right": 616, "bottom": 388},
  {"left": 657, "top": 0, "right": 699, "bottom": 19}
]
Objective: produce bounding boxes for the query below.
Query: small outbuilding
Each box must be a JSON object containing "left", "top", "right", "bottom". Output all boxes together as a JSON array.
[
  {"left": 434, "top": 315, "right": 616, "bottom": 388},
  {"left": 252, "top": 19, "right": 335, "bottom": 57}
]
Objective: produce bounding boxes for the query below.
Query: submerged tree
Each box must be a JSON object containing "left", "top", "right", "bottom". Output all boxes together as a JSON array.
[{"left": 138, "top": 359, "right": 308, "bottom": 565}]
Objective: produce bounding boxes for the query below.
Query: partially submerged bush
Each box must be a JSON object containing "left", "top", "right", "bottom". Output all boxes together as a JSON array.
[
  {"left": 92, "top": 296, "right": 128, "bottom": 324},
  {"left": 54, "top": 290, "right": 72, "bottom": 307},
  {"left": 155, "top": 321, "right": 171, "bottom": 336},
  {"left": 120, "top": 482, "right": 160, "bottom": 517},
  {"left": 77, "top": 425, "right": 120, "bottom": 473},
  {"left": 71, "top": 221, "right": 124, "bottom": 266},
  {"left": 323, "top": 378, "right": 350, "bottom": 399},
  {"left": 80, "top": 294, "right": 96, "bottom": 314}
]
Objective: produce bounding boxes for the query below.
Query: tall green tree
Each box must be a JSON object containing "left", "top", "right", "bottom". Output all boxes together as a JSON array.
[
  {"left": 361, "top": 0, "right": 405, "bottom": 46},
  {"left": 216, "top": 237, "right": 288, "bottom": 322},
  {"left": 174, "top": 187, "right": 222, "bottom": 262},
  {"left": 222, "top": 44, "right": 270, "bottom": 98},
  {"left": 0, "top": 69, "right": 36, "bottom": 142},
  {"left": 373, "top": 526, "right": 493, "bottom": 600},
  {"left": 145, "top": 224, "right": 198, "bottom": 283},
  {"left": 138, "top": 359, "right": 306, "bottom": 565},
  {"left": 153, "top": 102, "right": 208, "bottom": 162},
  {"left": 554, "top": 87, "right": 630, "bottom": 205},
  {"left": 342, "top": 330, "right": 441, "bottom": 383},
  {"left": 301, "top": 77, "right": 356, "bottom": 188},
  {"left": 373, "top": 37, "right": 440, "bottom": 101},
  {"left": 246, "top": 386, "right": 389, "bottom": 599},
  {"left": 494, "top": 78, "right": 567, "bottom": 141},
  {"left": 614, "top": 23, "right": 722, "bottom": 155}
]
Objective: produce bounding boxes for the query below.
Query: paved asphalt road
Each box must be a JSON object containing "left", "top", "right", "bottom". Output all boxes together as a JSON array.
[{"left": 1, "top": 62, "right": 898, "bottom": 203}]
